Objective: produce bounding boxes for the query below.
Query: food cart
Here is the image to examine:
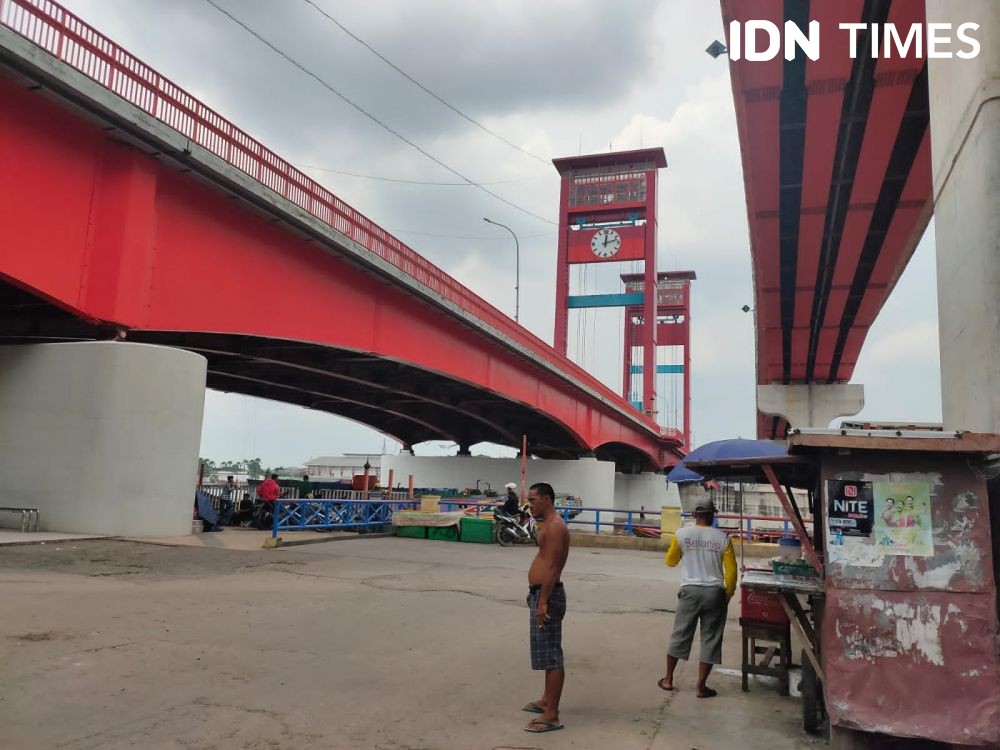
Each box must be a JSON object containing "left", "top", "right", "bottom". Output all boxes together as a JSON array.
[{"left": 687, "top": 429, "right": 1000, "bottom": 747}]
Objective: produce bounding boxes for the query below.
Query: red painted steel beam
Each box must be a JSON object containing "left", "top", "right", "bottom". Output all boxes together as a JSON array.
[
  {"left": 723, "top": 0, "right": 932, "bottom": 439},
  {"left": 0, "top": 76, "right": 679, "bottom": 467},
  {"left": 816, "top": 5, "right": 927, "bottom": 375},
  {"left": 722, "top": 0, "right": 784, "bottom": 387},
  {"left": 789, "top": 0, "right": 863, "bottom": 380},
  {"left": 0, "top": 0, "right": 685, "bottom": 467},
  {"left": 834, "top": 128, "right": 932, "bottom": 381}
]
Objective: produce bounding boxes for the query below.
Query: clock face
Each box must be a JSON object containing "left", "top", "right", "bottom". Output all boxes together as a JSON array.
[{"left": 591, "top": 228, "right": 622, "bottom": 258}]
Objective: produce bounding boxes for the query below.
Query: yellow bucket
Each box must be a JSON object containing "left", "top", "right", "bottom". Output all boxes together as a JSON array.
[
  {"left": 660, "top": 507, "right": 681, "bottom": 536},
  {"left": 420, "top": 495, "right": 440, "bottom": 513}
]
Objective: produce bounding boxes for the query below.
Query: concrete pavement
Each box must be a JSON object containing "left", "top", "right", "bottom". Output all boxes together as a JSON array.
[{"left": 0, "top": 537, "right": 821, "bottom": 749}]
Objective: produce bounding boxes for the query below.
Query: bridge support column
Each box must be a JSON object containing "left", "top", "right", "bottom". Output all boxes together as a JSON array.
[
  {"left": 614, "top": 471, "right": 678, "bottom": 514},
  {"left": 757, "top": 383, "right": 864, "bottom": 430},
  {"left": 927, "top": 0, "right": 1000, "bottom": 432},
  {"left": 0, "top": 342, "right": 206, "bottom": 536}
]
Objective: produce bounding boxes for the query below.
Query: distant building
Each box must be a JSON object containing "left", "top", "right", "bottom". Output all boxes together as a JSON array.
[
  {"left": 201, "top": 470, "right": 250, "bottom": 485},
  {"left": 304, "top": 455, "right": 382, "bottom": 482}
]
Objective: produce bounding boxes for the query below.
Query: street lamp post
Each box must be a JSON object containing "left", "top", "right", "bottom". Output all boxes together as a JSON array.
[{"left": 483, "top": 217, "right": 520, "bottom": 324}]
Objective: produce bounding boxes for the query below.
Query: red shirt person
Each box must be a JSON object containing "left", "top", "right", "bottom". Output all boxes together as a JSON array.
[{"left": 257, "top": 474, "right": 282, "bottom": 502}]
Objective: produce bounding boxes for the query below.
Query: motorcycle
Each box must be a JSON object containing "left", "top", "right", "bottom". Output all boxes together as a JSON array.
[{"left": 494, "top": 506, "right": 536, "bottom": 546}]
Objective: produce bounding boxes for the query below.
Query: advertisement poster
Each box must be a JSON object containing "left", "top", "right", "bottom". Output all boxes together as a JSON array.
[
  {"left": 827, "top": 480, "right": 874, "bottom": 538},
  {"left": 873, "top": 482, "right": 933, "bottom": 557}
]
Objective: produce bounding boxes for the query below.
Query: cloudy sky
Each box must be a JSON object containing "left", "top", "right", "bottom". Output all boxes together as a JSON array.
[{"left": 58, "top": 0, "right": 941, "bottom": 467}]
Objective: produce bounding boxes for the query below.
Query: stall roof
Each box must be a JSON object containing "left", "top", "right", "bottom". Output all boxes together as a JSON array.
[
  {"left": 682, "top": 454, "right": 817, "bottom": 489},
  {"left": 683, "top": 431, "right": 1000, "bottom": 487},
  {"left": 788, "top": 429, "right": 1000, "bottom": 455}
]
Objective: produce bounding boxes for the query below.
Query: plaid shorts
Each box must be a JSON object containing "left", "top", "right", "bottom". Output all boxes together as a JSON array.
[{"left": 528, "top": 584, "right": 566, "bottom": 671}]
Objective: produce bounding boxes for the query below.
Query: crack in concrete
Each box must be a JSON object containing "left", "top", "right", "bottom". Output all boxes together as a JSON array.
[
  {"left": 270, "top": 567, "right": 673, "bottom": 614},
  {"left": 236, "top": 560, "right": 307, "bottom": 571},
  {"left": 53, "top": 702, "right": 189, "bottom": 750},
  {"left": 192, "top": 698, "right": 325, "bottom": 744},
  {"left": 645, "top": 676, "right": 680, "bottom": 749},
  {"left": 193, "top": 697, "right": 282, "bottom": 721},
  {"left": 68, "top": 641, "right": 135, "bottom": 655}
]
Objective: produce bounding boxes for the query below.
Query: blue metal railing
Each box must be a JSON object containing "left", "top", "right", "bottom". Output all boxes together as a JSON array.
[
  {"left": 436, "top": 500, "right": 661, "bottom": 536},
  {"left": 272, "top": 498, "right": 419, "bottom": 538},
  {"left": 436, "top": 501, "right": 810, "bottom": 540},
  {"left": 271, "top": 498, "right": 812, "bottom": 542}
]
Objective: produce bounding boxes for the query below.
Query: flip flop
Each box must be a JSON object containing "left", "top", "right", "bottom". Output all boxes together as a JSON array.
[
  {"left": 657, "top": 678, "right": 676, "bottom": 692},
  {"left": 521, "top": 702, "right": 545, "bottom": 714},
  {"left": 696, "top": 687, "right": 718, "bottom": 698},
  {"left": 524, "top": 720, "right": 564, "bottom": 733}
]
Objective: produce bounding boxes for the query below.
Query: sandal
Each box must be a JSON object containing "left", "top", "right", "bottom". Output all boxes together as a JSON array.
[{"left": 524, "top": 719, "right": 564, "bottom": 733}]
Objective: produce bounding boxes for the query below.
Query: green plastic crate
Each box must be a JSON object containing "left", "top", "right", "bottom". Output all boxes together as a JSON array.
[
  {"left": 460, "top": 517, "right": 494, "bottom": 544},
  {"left": 396, "top": 525, "right": 427, "bottom": 539},
  {"left": 428, "top": 525, "right": 459, "bottom": 542}
]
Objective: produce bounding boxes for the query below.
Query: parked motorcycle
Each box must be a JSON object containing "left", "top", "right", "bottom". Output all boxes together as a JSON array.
[
  {"left": 494, "top": 506, "right": 535, "bottom": 546},
  {"left": 252, "top": 500, "right": 275, "bottom": 530}
]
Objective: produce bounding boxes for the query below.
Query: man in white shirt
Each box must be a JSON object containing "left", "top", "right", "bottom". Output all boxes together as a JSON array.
[{"left": 658, "top": 501, "right": 737, "bottom": 698}]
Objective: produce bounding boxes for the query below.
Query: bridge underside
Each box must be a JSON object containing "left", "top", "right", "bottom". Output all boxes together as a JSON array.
[
  {"left": 0, "top": 278, "right": 652, "bottom": 467},
  {"left": 723, "top": 0, "right": 933, "bottom": 438}
]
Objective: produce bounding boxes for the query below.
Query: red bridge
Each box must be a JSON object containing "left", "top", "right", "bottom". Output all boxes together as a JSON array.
[
  {"left": 0, "top": 0, "right": 683, "bottom": 470},
  {"left": 723, "top": 0, "right": 933, "bottom": 437}
]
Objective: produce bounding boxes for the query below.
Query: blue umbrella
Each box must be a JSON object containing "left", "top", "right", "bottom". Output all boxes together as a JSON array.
[{"left": 666, "top": 438, "right": 786, "bottom": 484}]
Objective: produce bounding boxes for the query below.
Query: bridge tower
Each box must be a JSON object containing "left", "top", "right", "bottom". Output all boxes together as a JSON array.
[
  {"left": 619, "top": 271, "right": 695, "bottom": 450},
  {"left": 553, "top": 148, "right": 690, "bottom": 441}
]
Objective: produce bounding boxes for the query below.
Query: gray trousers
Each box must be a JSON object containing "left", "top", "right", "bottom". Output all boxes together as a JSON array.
[{"left": 668, "top": 585, "right": 727, "bottom": 665}]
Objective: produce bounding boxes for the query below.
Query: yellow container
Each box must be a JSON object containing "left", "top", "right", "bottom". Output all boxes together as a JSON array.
[
  {"left": 420, "top": 495, "right": 441, "bottom": 513},
  {"left": 660, "top": 507, "right": 681, "bottom": 536}
]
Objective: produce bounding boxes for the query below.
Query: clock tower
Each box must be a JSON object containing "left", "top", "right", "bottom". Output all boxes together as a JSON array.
[{"left": 552, "top": 147, "right": 667, "bottom": 423}]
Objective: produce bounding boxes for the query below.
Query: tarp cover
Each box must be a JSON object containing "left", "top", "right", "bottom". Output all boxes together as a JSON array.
[{"left": 391, "top": 511, "right": 465, "bottom": 528}]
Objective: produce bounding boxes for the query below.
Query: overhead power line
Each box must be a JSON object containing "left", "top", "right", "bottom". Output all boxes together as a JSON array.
[
  {"left": 301, "top": 0, "right": 550, "bottom": 166},
  {"left": 294, "top": 163, "right": 536, "bottom": 186},
  {"left": 393, "top": 228, "right": 554, "bottom": 241},
  {"left": 202, "top": 0, "right": 556, "bottom": 226}
]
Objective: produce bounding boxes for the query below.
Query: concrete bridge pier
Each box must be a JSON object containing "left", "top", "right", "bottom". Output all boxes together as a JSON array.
[
  {"left": 757, "top": 383, "right": 865, "bottom": 430},
  {"left": 928, "top": 0, "right": 1000, "bottom": 432},
  {"left": 0, "top": 342, "right": 206, "bottom": 536}
]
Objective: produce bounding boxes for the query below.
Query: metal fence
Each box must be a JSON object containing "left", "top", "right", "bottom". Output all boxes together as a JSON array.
[
  {"left": 431, "top": 500, "right": 811, "bottom": 541},
  {"left": 266, "top": 496, "right": 813, "bottom": 543},
  {"left": 272, "top": 498, "right": 418, "bottom": 537}
]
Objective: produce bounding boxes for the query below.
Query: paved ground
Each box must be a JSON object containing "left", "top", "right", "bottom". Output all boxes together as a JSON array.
[
  {"left": 130, "top": 528, "right": 376, "bottom": 551},
  {"left": 0, "top": 530, "right": 109, "bottom": 546},
  {"left": 0, "top": 537, "right": 822, "bottom": 749}
]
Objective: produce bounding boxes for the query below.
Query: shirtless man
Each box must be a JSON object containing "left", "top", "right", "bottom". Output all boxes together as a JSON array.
[{"left": 521, "top": 482, "right": 570, "bottom": 734}]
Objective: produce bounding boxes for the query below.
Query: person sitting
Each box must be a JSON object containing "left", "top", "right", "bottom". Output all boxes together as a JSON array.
[
  {"left": 500, "top": 482, "right": 520, "bottom": 517},
  {"left": 234, "top": 492, "right": 254, "bottom": 526},
  {"left": 253, "top": 474, "right": 283, "bottom": 530},
  {"left": 257, "top": 474, "right": 282, "bottom": 503}
]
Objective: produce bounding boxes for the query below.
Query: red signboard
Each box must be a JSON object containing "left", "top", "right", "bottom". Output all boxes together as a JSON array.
[{"left": 567, "top": 224, "right": 646, "bottom": 264}]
